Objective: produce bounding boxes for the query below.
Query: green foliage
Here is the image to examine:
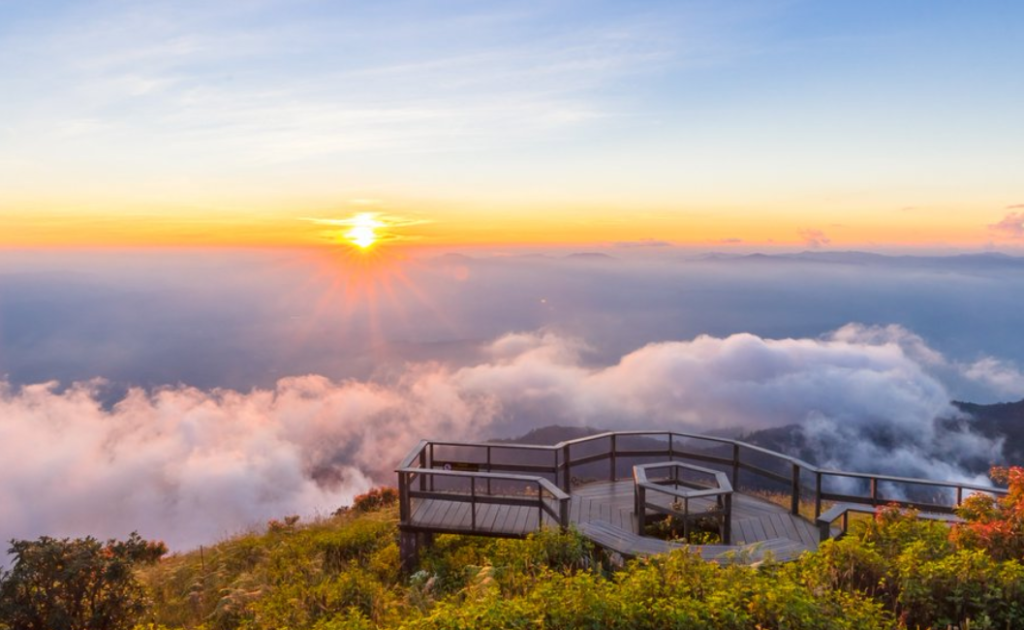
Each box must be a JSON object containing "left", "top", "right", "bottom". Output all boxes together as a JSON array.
[
  {"left": 408, "top": 550, "right": 890, "bottom": 629},
  {"left": 643, "top": 515, "right": 722, "bottom": 544},
  {"left": 0, "top": 532, "right": 166, "bottom": 630},
  {"left": 801, "top": 501, "right": 1024, "bottom": 629},
  {"left": 139, "top": 508, "right": 401, "bottom": 630},
  {"left": 37, "top": 466, "right": 1024, "bottom": 630}
]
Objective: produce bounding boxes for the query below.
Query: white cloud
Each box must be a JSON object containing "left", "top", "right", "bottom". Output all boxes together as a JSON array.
[
  {"left": 1, "top": 324, "right": 1009, "bottom": 553},
  {"left": 832, "top": 323, "right": 1024, "bottom": 398}
]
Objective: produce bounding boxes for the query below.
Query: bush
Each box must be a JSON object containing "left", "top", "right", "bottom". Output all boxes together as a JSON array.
[
  {"left": 953, "top": 466, "right": 1024, "bottom": 561},
  {"left": 352, "top": 487, "right": 399, "bottom": 513},
  {"left": 0, "top": 532, "right": 166, "bottom": 630}
]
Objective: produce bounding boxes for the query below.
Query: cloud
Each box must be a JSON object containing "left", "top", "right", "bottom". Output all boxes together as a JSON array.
[
  {"left": 989, "top": 212, "right": 1024, "bottom": 237},
  {"left": 0, "top": 373, "right": 495, "bottom": 552},
  {"left": 719, "top": 237, "right": 743, "bottom": 244},
  {"left": 830, "top": 323, "right": 1024, "bottom": 398},
  {"left": 1, "top": 324, "right": 1010, "bottom": 553},
  {"left": 0, "top": 2, "right": 685, "bottom": 169},
  {"left": 612, "top": 238, "right": 673, "bottom": 248},
  {"left": 798, "top": 228, "right": 831, "bottom": 248},
  {"left": 1006, "top": 204, "right": 1024, "bottom": 210}
]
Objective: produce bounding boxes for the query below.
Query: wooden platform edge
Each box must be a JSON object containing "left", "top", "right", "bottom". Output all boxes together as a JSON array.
[{"left": 577, "top": 520, "right": 809, "bottom": 565}]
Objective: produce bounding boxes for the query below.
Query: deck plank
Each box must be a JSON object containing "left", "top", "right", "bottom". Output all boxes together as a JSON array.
[{"left": 747, "top": 517, "right": 769, "bottom": 542}]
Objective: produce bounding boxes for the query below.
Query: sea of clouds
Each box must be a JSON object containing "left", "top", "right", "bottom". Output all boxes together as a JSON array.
[
  {"left": 1, "top": 249, "right": 1022, "bottom": 551},
  {"left": 0, "top": 324, "right": 1014, "bottom": 551}
]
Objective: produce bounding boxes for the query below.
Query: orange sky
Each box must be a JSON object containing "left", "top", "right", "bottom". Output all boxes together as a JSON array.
[{"left": 0, "top": 198, "right": 1015, "bottom": 251}]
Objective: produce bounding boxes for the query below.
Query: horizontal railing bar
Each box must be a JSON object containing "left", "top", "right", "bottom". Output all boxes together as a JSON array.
[
  {"left": 819, "top": 492, "right": 957, "bottom": 514},
  {"left": 737, "top": 461, "right": 791, "bottom": 485},
  {"left": 408, "top": 491, "right": 545, "bottom": 508},
  {"left": 398, "top": 468, "right": 569, "bottom": 500},
  {"left": 818, "top": 470, "right": 1007, "bottom": 493},
  {"left": 561, "top": 430, "right": 736, "bottom": 449},
  {"left": 424, "top": 440, "right": 556, "bottom": 451},
  {"left": 639, "top": 483, "right": 730, "bottom": 501},
  {"left": 428, "top": 461, "right": 558, "bottom": 475},
  {"left": 565, "top": 451, "right": 618, "bottom": 467},
  {"left": 666, "top": 450, "right": 734, "bottom": 467},
  {"left": 635, "top": 460, "right": 728, "bottom": 477},
  {"left": 642, "top": 501, "right": 727, "bottom": 518}
]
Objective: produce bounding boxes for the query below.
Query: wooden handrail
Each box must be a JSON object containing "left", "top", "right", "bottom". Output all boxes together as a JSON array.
[
  {"left": 402, "top": 433, "right": 1007, "bottom": 495},
  {"left": 397, "top": 466, "right": 571, "bottom": 533},
  {"left": 397, "top": 430, "right": 1009, "bottom": 534},
  {"left": 397, "top": 467, "right": 570, "bottom": 500},
  {"left": 816, "top": 503, "right": 963, "bottom": 542}
]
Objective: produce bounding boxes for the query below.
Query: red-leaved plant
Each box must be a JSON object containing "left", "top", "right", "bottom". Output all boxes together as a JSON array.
[{"left": 951, "top": 465, "right": 1024, "bottom": 561}]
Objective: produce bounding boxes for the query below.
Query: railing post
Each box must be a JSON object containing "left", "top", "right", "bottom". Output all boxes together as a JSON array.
[
  {"left": 683, "top": 497, "right": 691, "bottom": 542},
  {"left": 723, "top": 493, "right": 732, "bottom": 544},
  {"left": 561, "top": 443, "right": 572, "bottom": 492},
  {"left": 486, "top": 446, "right": 492, "bottom": 496},
  {"left": 537, "top": 482, "right": 543, "bottom": 529},
  {"left": 870, "top": 477, "right": 878, "bottom": 506},
  {"left": 429, "top": 443, "right": 435, "bottom": 492},
  {"left": 818, "top": 517, "right": 831, "bottom": 543},
  {"left": 418, "top": 449, "right": 427, "bottom": 492},
  {"left": 610, "top": 434, "right": 617, "bottom": 482},
  {"left": 470, "top": 477, "right": 477, "bottom": 531},
  {"left": 399, "top": 471, "right": 410, "bottom": 523},
  {"left": 815, "top": 471, "right": 823, "bottom": 518},
  {"left": 791, "top": 463, "right": 800, "bottom": 515},
  {"left": 635, "top": 485, "right": 645, "bottom": 534},
  {"left": 731, "top": 442, "right": 740, "bottom": 489},
  {"left": 560, "top": 496, "right": 569, "bottom": 530},
  {"left": 956, "top": 486, "right": 963, "bottom": 506}
]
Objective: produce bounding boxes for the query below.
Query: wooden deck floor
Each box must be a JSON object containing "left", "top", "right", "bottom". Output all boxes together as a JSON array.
[
  {"left": 570, "top": 480, "right": 821, "bottom": 553},
  {"left": 408, "top": 497, "right": 551, "bottom": 536},
  {"left": 406, "top": 480, "right": 823, "bottom": 559}
]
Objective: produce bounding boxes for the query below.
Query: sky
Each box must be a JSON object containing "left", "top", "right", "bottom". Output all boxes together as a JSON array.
[
  {"left": 2, "top": 2, "right": 1024, "bottom": 553},
  {"left": 0, "top": 0, "right": 1022, "bottom": 248}
]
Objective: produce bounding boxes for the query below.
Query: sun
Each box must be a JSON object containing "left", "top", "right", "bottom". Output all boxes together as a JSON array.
[{"left": 345, "top": 213, "right": 382, "bottom": 249}]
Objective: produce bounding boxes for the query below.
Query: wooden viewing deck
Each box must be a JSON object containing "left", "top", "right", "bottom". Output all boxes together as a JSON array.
[{"left": 396, "top": 431, "right": 1007, "bottom": 568}]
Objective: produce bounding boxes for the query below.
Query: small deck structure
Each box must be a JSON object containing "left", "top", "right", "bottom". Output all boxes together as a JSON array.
[{"left": 396, "top": 430, "right": 1006, "bottom": 568}]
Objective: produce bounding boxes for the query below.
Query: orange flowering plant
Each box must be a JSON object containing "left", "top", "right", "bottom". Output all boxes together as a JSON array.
[{"left": 952, "top": 466, "right": 1024, "bottom": 560}]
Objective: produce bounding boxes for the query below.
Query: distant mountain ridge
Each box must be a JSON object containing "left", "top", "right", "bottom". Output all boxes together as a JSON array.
[
  {"left": 497, "top": 397, "right": 1024, "bottom": 476},
  {"left": 696, "top": 250, "right": 1024, "bottom": 269}
]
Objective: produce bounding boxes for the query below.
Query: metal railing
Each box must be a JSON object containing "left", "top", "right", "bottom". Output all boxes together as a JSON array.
[
  {"left": 396, "top": 456, "right": 569, "bottom": 535},
  {"left": 397, "top": 431, "right": 1008, "bottom": 536}
]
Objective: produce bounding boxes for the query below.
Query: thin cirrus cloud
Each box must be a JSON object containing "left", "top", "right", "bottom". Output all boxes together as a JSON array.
[
  {"left": 988, "top": 212, "right": 1024, "bottom": 238},
  {"left": 0, "top": 1, "right": 681, "bottom": 172}
]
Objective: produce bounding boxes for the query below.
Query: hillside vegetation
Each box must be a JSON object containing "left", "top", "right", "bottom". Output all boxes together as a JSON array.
[{"left": 3, "top": 471, "right": 1022, "bottom": 630}]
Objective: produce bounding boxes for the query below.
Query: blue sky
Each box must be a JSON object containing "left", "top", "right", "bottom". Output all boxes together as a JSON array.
[{"left": 1, "top": 0, "right": 1021, "bottom": 247}]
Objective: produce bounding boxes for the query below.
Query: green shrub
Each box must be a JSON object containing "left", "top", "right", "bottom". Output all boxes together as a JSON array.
[{"left": 0, "top": 532, "right": 166, "bottom": 630}]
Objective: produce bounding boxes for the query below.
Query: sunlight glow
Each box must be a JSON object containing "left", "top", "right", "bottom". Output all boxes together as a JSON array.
[{"left": 345, "top": 213, "right": 382, "bottom": 249}]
